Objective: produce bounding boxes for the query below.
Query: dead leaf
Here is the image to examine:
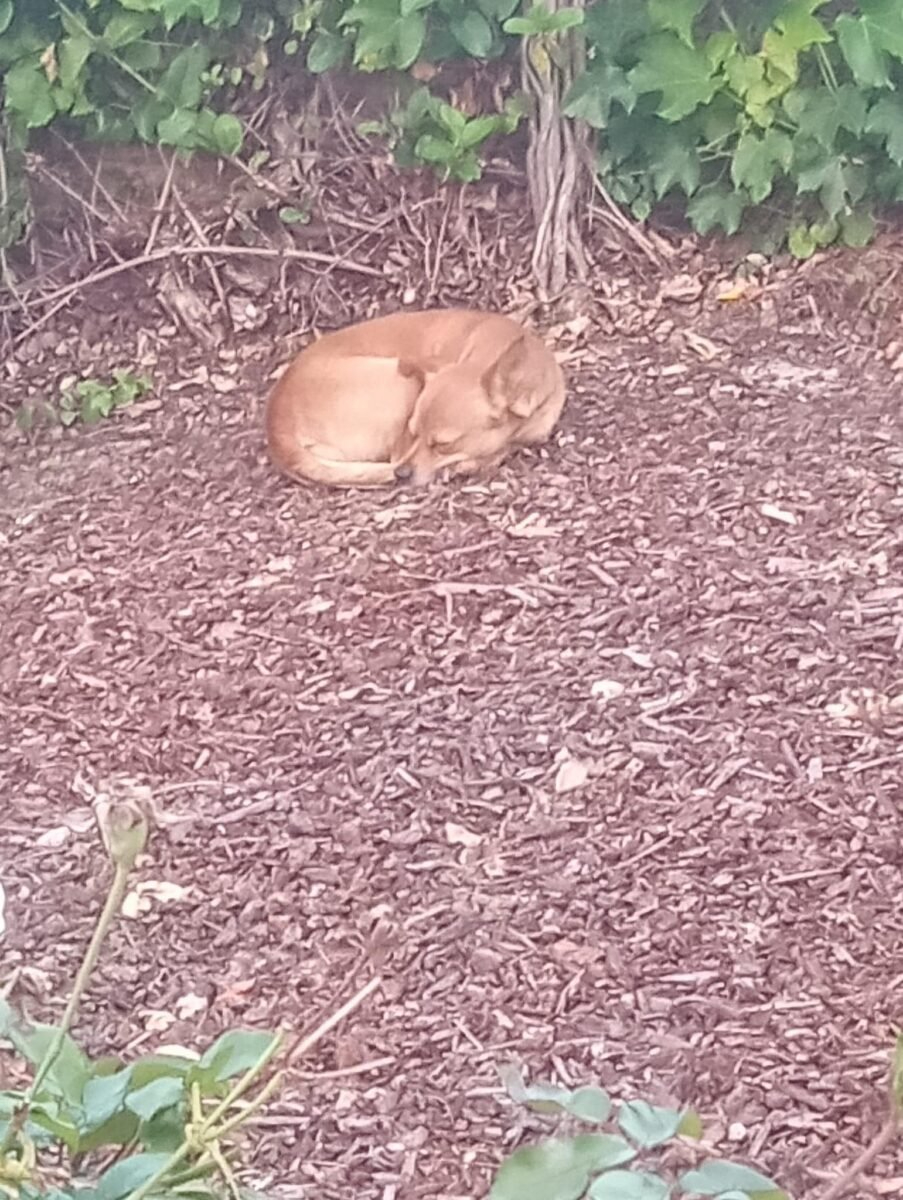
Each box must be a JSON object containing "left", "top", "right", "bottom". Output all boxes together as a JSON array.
[
  {"left": 122, "top": 880, "right": 191, "bottom": 919},
  {"left": 684, "top": 330, "right": 721, "bottom": 361},
  {"left": 760, "top": 502, "right": 799, "bottom": 526},
  {"left": 660, "top": 274, "right": 703, "bottom": 304},
  {"left": 445, "top": 821, "right": 483, "bottom": 848},
  {"left": 175, "top": 992, "right": 208, "bottom": 1020},
  {"left": 554, "top": 756, "right": 590, "bottom": 794},
  {"left": 591, "top": 679, "right": 626, "bottom": 703},
  {"left": 36, "top": 825, "right": 70, "bottom": 848}
]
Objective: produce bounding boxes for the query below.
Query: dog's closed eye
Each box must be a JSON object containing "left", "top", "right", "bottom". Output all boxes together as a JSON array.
[{"left": 429, "top": 431, "right": 459, "bottom": 451}]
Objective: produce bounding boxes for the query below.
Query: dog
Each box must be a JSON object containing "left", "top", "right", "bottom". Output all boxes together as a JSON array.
[{"left": 265, "top": 307, "right": 566, "bottom": 488}]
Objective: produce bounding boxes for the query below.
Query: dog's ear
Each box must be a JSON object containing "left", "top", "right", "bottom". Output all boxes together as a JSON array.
[{"left": 482, "top": 334, "right": 540, "bottom": 420}]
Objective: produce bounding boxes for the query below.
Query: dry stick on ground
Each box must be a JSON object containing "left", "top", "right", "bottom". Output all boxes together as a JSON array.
[
  {"left": 10, "top": 243, "right": 384, "bottom": 346},
  {"left": 820, "top": 1111, "right": 899, "bottom": 1200},
  {"left": 142, "top": 149, "right": 178, "bottom": 257},
  {"left": 521, "top": 0, "right": 590, "bottom": 302},
  {"left": 172, "top": 186, "right": 230, "bottom": 325}
]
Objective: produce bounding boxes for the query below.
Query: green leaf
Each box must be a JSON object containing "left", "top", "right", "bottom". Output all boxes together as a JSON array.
[
  {"left": 678, "top": 1160, "right": 785, "bottom": 1196},
  {"left": 686, "top": 184, "right": 746, "bottom": 235},
  {"left": 730, "top": 128, "right": 792, "bottom": 203},
  {"left": 523, "top": 1082, "right": 573, "bottom": 1114},
  {"left": 628, "top": 34, "right": 718, "bottom": 121},
  {"left": 102, "top": 10, "right": 155, "bottom": 48},
  {"left": 156, "top": 44, "right": 210, "bottom": 108},
  {"left": 191, "top": 1030, "right": 276, "bottom": 1085},
  {"left": 415, "top": 133, "right": 456, "bottom": 163},
  {"left": 648, "top": 0, "right": 705, "bottom": 47},
  {"left": 490, "top": 1135, "right": 636, "bottom": 1200},
  {"left": 436, "top": 101, "right": 467, "bottom": 137},
  {"left": 96, "top": 1152, "right": 172, "bottom": 1200},
  {"left": 649, "top": 132, "right": 700, "bottom": 197},
  {"left": 477, "top": 0, "right": 519, "bottom": 18},
  {"left": 856, "top": 0, "right": 903, "bottom": 61},
  {"left": 840, "top": 209, "right": 875, "bottom": 248},
  {"left": 81, "top": 1069, "right": 134, "bottom": 1131},
  {"left": 278, "top": 206, "right": 311, "bottom": 224},
  {"left": 835, "top": 13, "right": 892, "bottom": 88},
  {"left": 450, "top": 10, "right": 493, "bottom": 56},
  {"left": 212, "top": 112, "right": 243, "bottom": 154},
  {"left": 0, "top": 1, "right": 12, "bottom": 35},
  {"left": 583, "top": 0, "right": 649, "bottom": 61},
  {"left": 617, "top": 1101, "right": 683, "bottom": 1149},
  {"left": 157, "top": 108, "right": 199, "bottom": 147},
  {"left": 774, "top": 0, "right": 831, "bottom": 50},
  {"left": 4, "top": 59, "right": 57, "bottom": 127},
  {"left": 58, "top": 35, "right": 93, "bottom": 91},
  {"left": 125, "top": 1075, "right": 185, "bottom": 1121},
  {"left": 562, "top": 64, "right": 636, "bottom": 126},
  {"left": 307, "top": 30, "right": 347, "bottom": 72},
  {"left": 564, "top": 1087, "right": 612, "bottom": 1124},
  {"left": 865, "top": 95, "right": 903, "bottom": 163},
  {"left": 587, "top": 1168, "right": 670, "bottom": 1199},
  {"left": 394, "top": 12, "right": 426, "bottom": 67},
  {"left": 794, "top": 83, "right": 867, "bottom": 146},
  {"left": 460, "top": 114, "right": 505, "bottom": 148},
  {"left": 16, "top": 1025, "right": 90, "bottom": 1107},
  {"left": 677, "top": 1108, "right": 703, "bottom": 1139}
]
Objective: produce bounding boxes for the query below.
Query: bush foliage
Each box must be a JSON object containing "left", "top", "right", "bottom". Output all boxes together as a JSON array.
[{"left": 1, "top": 1, "right": 903, "bottom": 254}]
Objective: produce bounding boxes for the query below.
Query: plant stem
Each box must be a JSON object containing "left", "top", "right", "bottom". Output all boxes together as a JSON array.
[{"left": 820, "top": 1113, "right": 898, "bottom": 1200}]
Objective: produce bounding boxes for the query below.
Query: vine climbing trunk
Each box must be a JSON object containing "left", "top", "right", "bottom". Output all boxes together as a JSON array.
[{"left": 520, "top": 0, "right": 590, "bottom": 304}]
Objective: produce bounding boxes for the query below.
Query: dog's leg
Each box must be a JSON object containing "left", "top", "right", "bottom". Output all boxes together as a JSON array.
[
  {"left": 283, "top": 444, "right": 397, "bottom": 488},
  {"left": 514, "top": 393, "right": 564, "bottom": 445}
]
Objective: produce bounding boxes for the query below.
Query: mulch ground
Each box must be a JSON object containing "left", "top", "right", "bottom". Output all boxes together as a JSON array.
[{"left": 2, "top": 214, "right": 903, "bottom": 1200}]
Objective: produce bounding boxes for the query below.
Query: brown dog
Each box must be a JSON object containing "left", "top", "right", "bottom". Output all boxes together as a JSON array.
[{"left": 265, "top": 308, "right": 566, "bottom": 488}]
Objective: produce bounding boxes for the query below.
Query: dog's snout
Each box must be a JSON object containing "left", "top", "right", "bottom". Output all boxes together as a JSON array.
[{"left": 394, "top": 463, "right": 414, "bottom": 483}]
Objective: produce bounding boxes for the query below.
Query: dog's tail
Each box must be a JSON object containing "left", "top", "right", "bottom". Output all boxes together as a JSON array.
[{"left": 280, "top": 446, "right": 397, "bottom": 489}]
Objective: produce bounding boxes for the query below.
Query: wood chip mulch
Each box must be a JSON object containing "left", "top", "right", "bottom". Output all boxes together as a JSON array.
[{"left": 1, "top": 236, "right": 902, "bottom": 1200}]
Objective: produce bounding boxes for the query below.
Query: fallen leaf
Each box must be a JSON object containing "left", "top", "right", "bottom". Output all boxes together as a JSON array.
[
  {"left": 36, "top": 826, "right": 70, "bottom": 848},
  {"left": 591, "top": 679, "right": 625, "bottom": 703},
  {"left": 554, "top": 756, "right": 590, "bottom": 794},
  {"left": 761, "top": 502, "right": 798, "bottom": 525},
  {"left": 175, "top": 992, "right": 208, "bottom": 1020},
  {"left": 445, "top": 821, "right": 483, "bottom": 848}
]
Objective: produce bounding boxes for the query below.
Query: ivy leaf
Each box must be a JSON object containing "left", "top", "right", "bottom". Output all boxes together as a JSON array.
[
  {"left": 678, "top": 1160, "right": 785, "bottom": 1196},
  {"left": 839, "top": 209, "right": 875, "bottom": 248},
  {"left": 628, "top": 34, "right": 718, "bottom": 121},
  {"left": 0, "top": 0, "right": 12, "bottom": 35},
  {"left": 587, "top": 1168, "right": 671, "bottom": 1199},
  {"left": 562, "top": 64, "right": 636, "bottom": 126},
  {"left": 774, "top": 0, "right": 832, "bottom": 50},
  {"left": 583, "top": 0, "right": 649, "bottom": 62},
  {"left": 856, "top": 0, "right": 903, "bottom": 61},
  {"left": 686, "top": 184, "right": 746, "bottom": 235},
  {"left": 865, "top": 95, "right": 903, "bottom": 163},
  {"left": 648, "top": 0, "right": 706, "bottom": 48},
  {"left": 649, "top": 134, "right": 700, "bottom": 197},
  {"left": 794, "top": 83, "right": 868, "bottom": 146},
  {"left": 730, "top": 127, "right": 792, "bottom": 202},
  {"left": 835, "top": 13, "right": 892, "bottom": 88}
]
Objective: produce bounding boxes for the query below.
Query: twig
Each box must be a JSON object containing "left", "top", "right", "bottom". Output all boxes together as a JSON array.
[
  {"left": 143, "top": 150, "right": 178, "bottom": 257},
  {"left": 11, "top": 242, "right": 384, "bottom": 346},
  {"left": 820, "top": 1113, "right": 899, "bottom": 1200},
  {"left": 172, "top": 184, "right": 230, "bottom": 325},
  {"left": 283, "top": 976, "right": 382, "bottom": 1066}
]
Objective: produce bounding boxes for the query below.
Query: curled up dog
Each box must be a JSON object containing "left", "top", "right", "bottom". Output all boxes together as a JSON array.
[{"left": 265, "top": 308, "right": 566, "bottom": 488}]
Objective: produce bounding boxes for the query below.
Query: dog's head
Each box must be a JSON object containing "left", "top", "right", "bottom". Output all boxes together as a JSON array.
[{"left": 393, "top": 334, "right": 546, "bottom": 484}]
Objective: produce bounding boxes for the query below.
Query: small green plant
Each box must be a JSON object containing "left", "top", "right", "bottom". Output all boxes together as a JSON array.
[
  {"left": 361, "top": 85, "right": 523, "bottom": 181},
  {"left": 488, "top": 1067, "right": 787, "bottom": 1200},
  {"left": 0, "top": 787, "right": 283, "bottom": 1200},
  {"left": 16, "top": 369, "right": 152, "bottom": 431}
]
